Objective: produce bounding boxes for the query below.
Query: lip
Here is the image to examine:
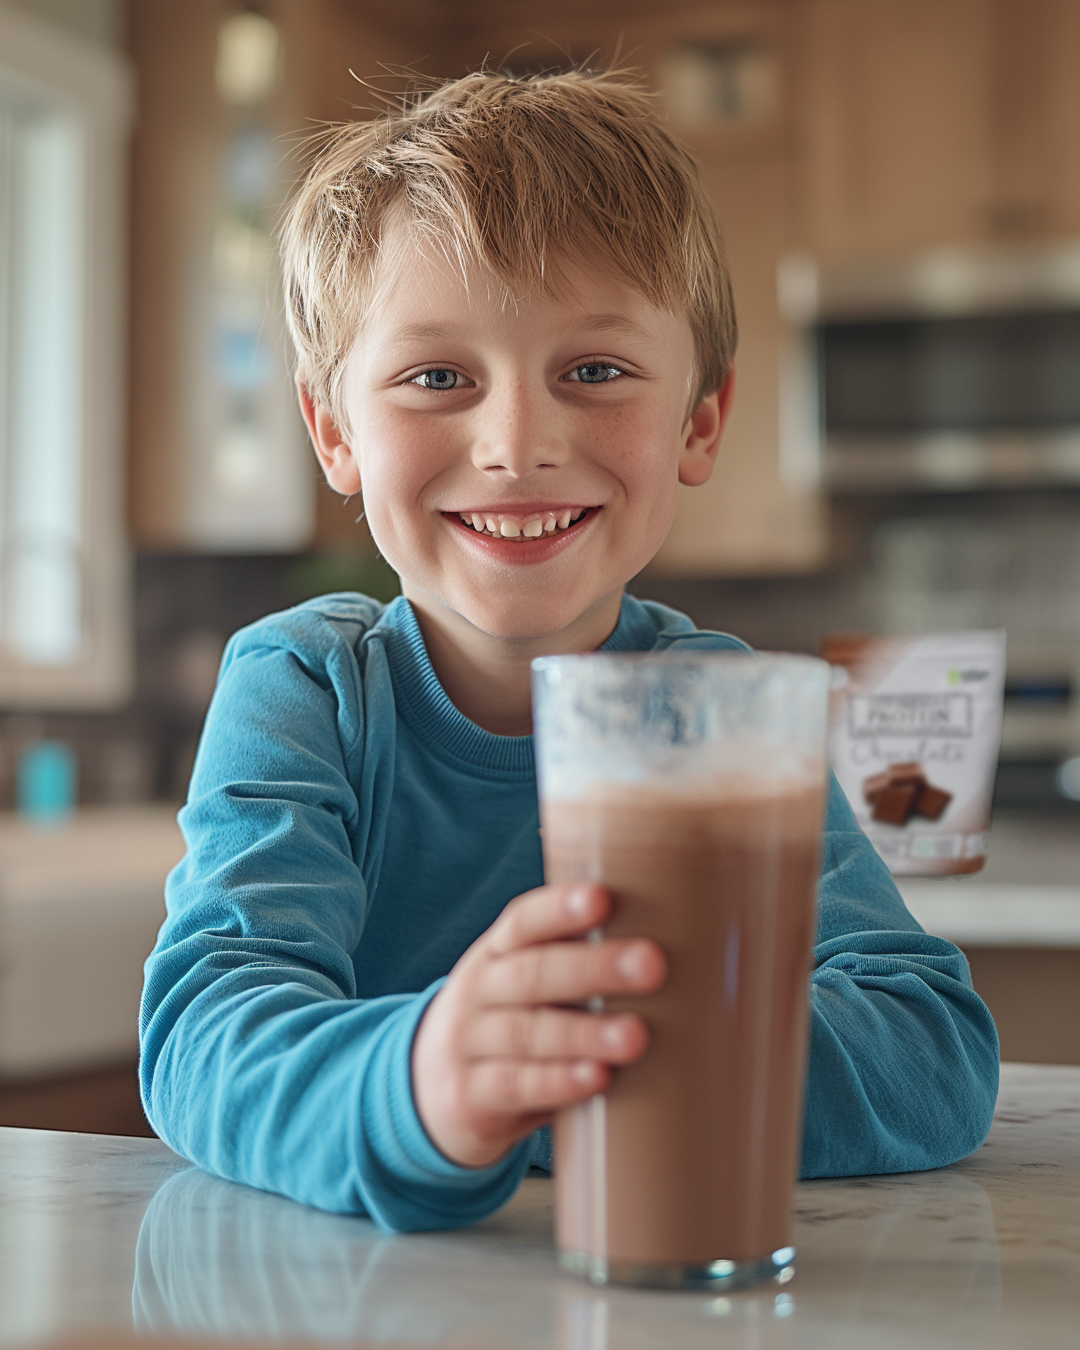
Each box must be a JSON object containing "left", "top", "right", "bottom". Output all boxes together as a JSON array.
[
  {"left": 443, "top": 506, "right": 599, "bottom": 562},
  {"left": 445, "top": 503, "right": 595, "bottom": 517}
]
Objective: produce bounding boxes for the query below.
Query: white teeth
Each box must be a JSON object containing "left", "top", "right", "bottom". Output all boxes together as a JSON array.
[{"left": 457, "top": 508, "right": 590, "bottom": 538}]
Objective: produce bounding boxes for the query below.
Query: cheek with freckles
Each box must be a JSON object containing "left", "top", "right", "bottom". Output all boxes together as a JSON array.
[
  {"left": 604, "top": 420, "right": 685, "bottom": 525},
  {"left": 350, "top": 428, "right": 434, "bottom": 561}
]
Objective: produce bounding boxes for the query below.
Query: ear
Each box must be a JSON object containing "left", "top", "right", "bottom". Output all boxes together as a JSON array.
[
  {"left": 677, "top": 370, "right": 736, "bottom": 487},
  {"left": 296, "top": 373, "right": 362, "bottom": 496}
]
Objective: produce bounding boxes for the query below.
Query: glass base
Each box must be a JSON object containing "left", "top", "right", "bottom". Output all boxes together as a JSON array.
[{"left": 558, "top": 1245, "right": 796, "bottom": 1291}]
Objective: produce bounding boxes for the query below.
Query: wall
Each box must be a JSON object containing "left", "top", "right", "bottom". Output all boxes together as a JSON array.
[{"left": 1, "top": 0, "right": 124, "bottom": 47}]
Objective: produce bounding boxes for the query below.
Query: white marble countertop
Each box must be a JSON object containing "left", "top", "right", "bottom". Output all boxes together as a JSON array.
[{"left": 0, "top": 1061, "right": 1076, "bottom": 1349}]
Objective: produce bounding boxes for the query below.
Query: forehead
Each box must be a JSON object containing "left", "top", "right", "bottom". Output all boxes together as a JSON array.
[{"left": 356, "top": 217, "right": 694, "bottom": 355}]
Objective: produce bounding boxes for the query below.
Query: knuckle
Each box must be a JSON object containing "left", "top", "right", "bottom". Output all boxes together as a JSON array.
[
  {"left": 507, "top": 1010, "right": 538, "bottom": 1058},
  {"left": 500, "top": 1058, "right": 548, "bottom": 1110},
  {"left": 576, "top": 1015, "right": 602, "bottom": 1056},
  {"left": 463, "top": 1061, "right": 502, "bottom": 1114},
  {"left": 489, "top": 886, "right": 546, "bottom": 954},
  {"left": 530, "top": 1011, "right": 557, "bottom": 1057},
  {"left": 487, "top": 908, "right": 522, "bottom": 955},
  {"left": 490, "top": 1058, "right": 529, "bottom": 1108},
  {"left": 510, "top": 1061, "right": 536, "bottom": 1105},
  {"left": 516, "top": 945, "right": 547, "bottom": 996}
]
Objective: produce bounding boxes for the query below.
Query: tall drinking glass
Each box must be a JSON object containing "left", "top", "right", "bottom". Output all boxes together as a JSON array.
[{"left": 531, "top": 652, "right": 830, "bottom": 1291}]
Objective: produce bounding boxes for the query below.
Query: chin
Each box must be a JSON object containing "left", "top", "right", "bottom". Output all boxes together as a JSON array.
[
  {"left": 465, "top": 586, "right": 626, "bottom": 647},
  {"left": 470, "top": 607, "right": 582, "bottom": 645}
]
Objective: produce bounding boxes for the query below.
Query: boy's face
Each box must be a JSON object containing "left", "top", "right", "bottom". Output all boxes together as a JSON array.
[{"left": 306, "top": 233, "right": 729, "bottom": 653}]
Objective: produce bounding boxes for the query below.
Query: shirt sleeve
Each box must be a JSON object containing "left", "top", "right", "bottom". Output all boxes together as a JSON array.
[
  {"left": 801, "top": 776, "right": 1000, "bottom": 1177},
  {"left": 138, "top": 607, "right": 532, "bottom": 1231}
]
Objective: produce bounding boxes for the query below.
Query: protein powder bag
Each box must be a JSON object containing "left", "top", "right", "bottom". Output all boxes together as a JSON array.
[{"left": 819, "top": 630, "right": 1007, "bottom": 875}]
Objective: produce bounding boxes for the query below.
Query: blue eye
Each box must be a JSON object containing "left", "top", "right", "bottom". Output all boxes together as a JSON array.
[
  {"left": 568, "top": 363, "right": 622, "bottom": 384},
  {"left": 412, "top": 369, "right": 460, "bottom": 390}
]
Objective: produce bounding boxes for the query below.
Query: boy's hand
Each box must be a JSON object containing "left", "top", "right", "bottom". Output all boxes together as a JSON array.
[{"left": 411, "top": 883, "right": 666, "bottom": 1169}]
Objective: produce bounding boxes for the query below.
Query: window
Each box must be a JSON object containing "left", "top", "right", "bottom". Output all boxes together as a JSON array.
[{"left": 0, "top": 7, "right": 132, "bottom": 706}]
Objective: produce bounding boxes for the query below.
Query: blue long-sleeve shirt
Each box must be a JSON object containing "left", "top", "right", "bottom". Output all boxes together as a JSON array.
[{"left": 139, "top": 592, "right": 999, "bottom": 1230}]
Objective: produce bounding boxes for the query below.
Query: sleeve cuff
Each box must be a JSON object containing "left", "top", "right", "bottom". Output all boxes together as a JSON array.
[{"left": 356, "top": 979, "right": 534, "bottom": 1232}]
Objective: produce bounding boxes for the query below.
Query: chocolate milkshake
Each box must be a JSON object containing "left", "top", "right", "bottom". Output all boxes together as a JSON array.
[
  {"left": 531, "top": 650, "right": 830, "bottom": 1289},
  {"left": 543, "top": 778, "right": 823, "bottom": 1278}
]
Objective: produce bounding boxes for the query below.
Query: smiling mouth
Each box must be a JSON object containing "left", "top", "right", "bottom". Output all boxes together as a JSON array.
[{"left": 451, "top": 508, "right": 592, "bottom": 540}]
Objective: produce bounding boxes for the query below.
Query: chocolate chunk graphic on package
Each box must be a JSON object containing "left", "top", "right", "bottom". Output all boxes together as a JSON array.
[
  {"left": 914, "top": 783, "right": 952, "bottom": 821},
  {"left": 871, "top": 783, "right": 918, "bottom": 825},
  {"left": 863, "top": 761, "right": 954, "bottom": 825}
]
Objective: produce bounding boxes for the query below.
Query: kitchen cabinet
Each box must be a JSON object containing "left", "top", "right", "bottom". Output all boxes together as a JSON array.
[
  {"left": 654, "top": 148, "right": 825, "bottom": 574},
  {"left": 128, "top": 0, "right": 420, "bottom": 553},
  {"left": 797, "top": 0, "right": 996, "bottom": 258},
  {"left": 0, "top": 1061, "right": 151, "bottom": 1135},
  {"left": 987, "top": 0, "right": 1080, "bottom": 241},
  {"left": 797, "top": 0, "right": 1080, "bottom": 257},
  {"left": 963, "top": 948, "right": 1080, "bottom": 1064}
]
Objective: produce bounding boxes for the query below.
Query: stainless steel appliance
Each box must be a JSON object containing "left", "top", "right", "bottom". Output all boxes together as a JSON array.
[{"left": 779, "top": 242, "right": 1080, "bottom": 492}]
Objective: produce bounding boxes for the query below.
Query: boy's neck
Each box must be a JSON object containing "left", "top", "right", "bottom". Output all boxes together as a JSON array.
[{"left": 402, "top": 587, "right": 625, "bottom": 737}]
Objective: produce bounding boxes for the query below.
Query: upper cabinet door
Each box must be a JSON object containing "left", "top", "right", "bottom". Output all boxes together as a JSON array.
[
  {"left": 799, "top": 0, "right": 1080, "bottom": 257},
  {"left": 988, "top": 0, "right": 1080, "bottom": 242},
  {"left": 650, "top": 148, "right": 825, "bottom": 576},
  {"left": 799, "top": 0, "right": 996, "bottom": 259}
]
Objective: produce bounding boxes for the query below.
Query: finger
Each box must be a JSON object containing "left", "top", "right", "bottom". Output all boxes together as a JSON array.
[
  {"left": 462, "top": 1008, "right": 649, "bottom": 1064},
  {"left": 466, "top": 1057, "right": 612, "bottom": 1117},
  {"left": 485, "top": 883, "right": 611, "bottom": 957},
  {"left": 479, "top": 936, "right": 666, "bottom": 1007}
]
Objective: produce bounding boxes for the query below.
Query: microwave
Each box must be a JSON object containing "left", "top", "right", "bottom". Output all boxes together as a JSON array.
[{"left": 778, "top": 243, "right": 1080, "bottom": 493}]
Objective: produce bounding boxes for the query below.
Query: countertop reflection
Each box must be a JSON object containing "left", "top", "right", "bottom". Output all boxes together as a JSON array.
[{"left": 2, "top": 1063, "right": 1077, "bottom": 1349}]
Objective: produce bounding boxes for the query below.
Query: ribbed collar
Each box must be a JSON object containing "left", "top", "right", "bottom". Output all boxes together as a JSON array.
[{"left": 375, "top": 594, "right": 664, "bottom": 778}]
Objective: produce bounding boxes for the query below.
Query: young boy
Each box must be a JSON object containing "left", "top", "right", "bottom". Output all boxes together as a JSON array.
[{"left": 139, "top": 69, "right": 998, "bottom": 1230}]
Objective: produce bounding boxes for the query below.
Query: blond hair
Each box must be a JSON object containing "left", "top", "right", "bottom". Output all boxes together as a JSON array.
[{"left": 280, "top": 68, "right": 737, "bottom": 432}]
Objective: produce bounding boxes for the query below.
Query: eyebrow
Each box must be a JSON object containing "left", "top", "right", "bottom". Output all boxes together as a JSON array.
[
  {"left": 388, "top": 321, "right": 466, "bottom": 345},
  {"left": 575, "top": 313, "right": 657, "bottom": 343},
  {"left": 387, "top": 313, "right": 657, "bottom": 347}
]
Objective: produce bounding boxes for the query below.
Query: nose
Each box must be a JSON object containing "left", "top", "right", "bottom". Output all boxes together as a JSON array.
[{"left": 471, "top": 377, "right": 568, "bottom": 478}]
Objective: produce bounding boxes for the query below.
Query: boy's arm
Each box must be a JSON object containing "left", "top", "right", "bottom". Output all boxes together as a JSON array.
[
  {"left": 801, "top": 777, "right": 999, "bottom": 1177},
  {"left": 139, "top": 612, "right": 531, "bottom": 1230}
]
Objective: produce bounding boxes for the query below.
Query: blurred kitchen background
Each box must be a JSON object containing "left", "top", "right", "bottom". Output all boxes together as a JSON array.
[{"left": 1, "top": 0, "right": 1079, "bottom": 1133}]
